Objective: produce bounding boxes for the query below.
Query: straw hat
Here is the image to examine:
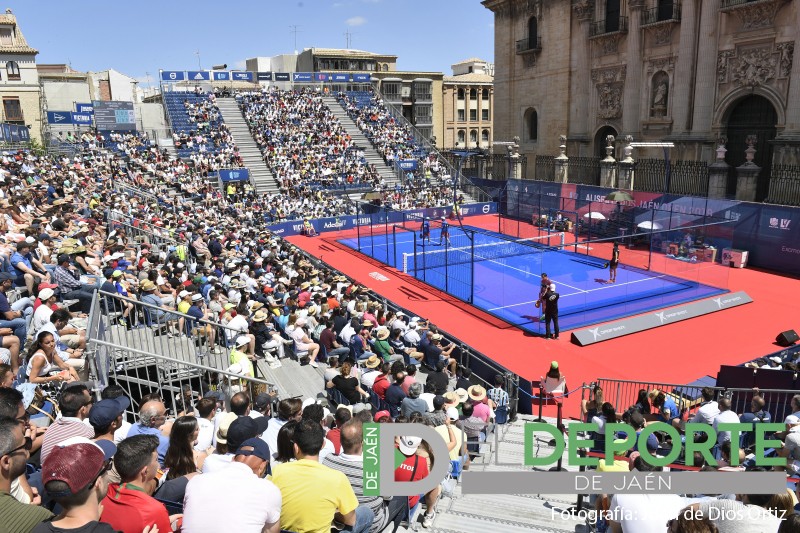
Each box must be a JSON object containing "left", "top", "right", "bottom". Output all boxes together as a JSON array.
[
  {"left": 468, "top": 385, "right": 487, "bottom": 402},
  {"left": 362, "top": 320, "right": 373, "bottom": 328},
  {"left": 248, "top": 301, "right": 264, "bottom": 311},
  {"left": 455, "top": 388, "right": 469, "bottom": 404},
  {"left": 252, "top": 310, "right": 268, "bottom": 322},
  {"left": 376, "top": 328, "right": 390, "bottom": 340},
  {"left": 300, "top": 281, "right": 311, "bottom": 290},
  {"left": 443, "top": 391, "right": 460, "bottom": 408},
  {"left": 139, "top": 280, "right": 156, "bottom": 292},
  {"left": 364, "top": 355, "right": 381, "bottom": 369}
]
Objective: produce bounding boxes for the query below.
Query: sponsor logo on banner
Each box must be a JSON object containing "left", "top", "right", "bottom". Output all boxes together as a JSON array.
[
  {"left": 482, "top": 205, "right": 490, "bottom": 214},
  {"left": 369, "top": 272, "right": 390, "bottom": 282},
  {"left": 324, "top": 219, "right": 347, "bottom": 229},
  {"left": 654, "top": 310, "right": 688, "bottom": 324},
  {"left": 292, "top": 224, "right": 303, "bottom": 232},
  {"left": 768, "top": 217, "right": 791, "bottom": 230},
  {"left": 271, "top": 229, "right": 284, "bottom": 235}
]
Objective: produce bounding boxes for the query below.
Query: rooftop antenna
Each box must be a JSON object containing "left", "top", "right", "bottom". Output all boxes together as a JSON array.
[
  {"left": 344, "top": 30, "right": 355, "bottom": 49},
  {"left": 195, "top": 50, "right": 202, "bottom": 70},
  {"left": 289, "top": 25, "right": 302, "bottom": 54}
]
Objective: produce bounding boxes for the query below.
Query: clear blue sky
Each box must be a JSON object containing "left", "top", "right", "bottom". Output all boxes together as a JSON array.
[{"left": 7, "top": 0, "right": 494, "bottom": 86}]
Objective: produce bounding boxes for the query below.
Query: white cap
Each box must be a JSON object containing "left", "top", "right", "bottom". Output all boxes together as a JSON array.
[
  {"left": 398, "top": 436, "right": 422, "bottom": 456},
  {"left": 446, "top": 406, "right": 459, "bottom": 421},
  {"left": 38, "top": 288, "right": 55, "bottom": 301},
  {"left": 549, "top": 283, "right": 556, "bottom": 291},
  {"left": 235, "top": 336, "right": 249, "bottom": 347}
]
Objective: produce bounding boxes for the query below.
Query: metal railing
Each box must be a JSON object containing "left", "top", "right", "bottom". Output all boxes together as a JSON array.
[
  {"left": 413, "top": 93, "right": 432, "bottom": 103},
  {"left": 516, "top": 35, "right": 542, "bottom": 53},
  {"left": 86, "top": 291, "right": 275, "bottom": 418},
  {"left": 766, "top": 164, "right": 800, "bottom": 206},
  {"left": 595, "top": 377, "right": 798, "bottom": 427},
  {"left": 590, "top": 16, "right": 628, "bottom": 37},
  {"left": 534, "top": 155, "right": 555, "bottom": 181},
  {"left": 720, "top": 0, "right": 766, "bottom": 9},
  {"left": 642, "top": 2, "right": 681, "bottom": 25},
  {"left": 633, "top": 158, "right": 710, "bottom": 196},
  {"left": 107, "top": 212, "right": 181, "bottom": 250},
  {"left": 567, "top": 156, "right": 601, "bottom": 185}
]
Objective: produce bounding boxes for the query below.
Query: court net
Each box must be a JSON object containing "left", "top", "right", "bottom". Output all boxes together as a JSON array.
[{"left": 402, "top": 232, "right": 565, "bottom": 274}]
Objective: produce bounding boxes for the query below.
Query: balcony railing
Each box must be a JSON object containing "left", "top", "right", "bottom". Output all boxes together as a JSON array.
[
  {"left": 414, "top": 93, "right": 432, "bottom": 102},
  {"left": 589, "top": 16, "right": 628, "bottom": 37},
  {"left": 720, "top": 0, "right": 772, "bottom": 8},
  {"left": 642, "top": 2, "right": 681, "bottom": 25},
  {"left": 516, "top": 35, "right": 542, "bottom": 53},
  {"left": 414, "top": 116, "right": 433, "bottom": 126},
  {"left": 383, "top": 92, "right": 402, "bottom": 103}
]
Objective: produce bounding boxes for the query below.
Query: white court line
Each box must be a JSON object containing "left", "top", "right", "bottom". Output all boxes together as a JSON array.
[{"left": 487, "top": 273, "right": 671, "bottom": 311}]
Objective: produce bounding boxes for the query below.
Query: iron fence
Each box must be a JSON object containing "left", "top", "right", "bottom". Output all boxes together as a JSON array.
[
  {"left": 535, "top": 155, "right": 555, "bottom": 181},
  {"left": 766, "top": 164, "right": 800, "bottom": 206},
  {"left": 86, "top": 291, "right": 275, "bottom": 419},
  {"left": 633, "top": 158, "right": 709, "bottom": 196},
  {"left": 569, "top": 156, "right": 601, "bottom": 185}
]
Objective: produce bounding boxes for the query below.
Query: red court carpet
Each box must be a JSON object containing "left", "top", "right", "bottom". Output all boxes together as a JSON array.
[{"left": 287, "top": 215, "right": 800, "bottom": 419}]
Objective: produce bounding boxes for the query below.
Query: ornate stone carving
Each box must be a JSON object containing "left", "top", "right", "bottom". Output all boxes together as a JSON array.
[
  {"left": 591, "top": 65, "right": 626, "bottom": 84},
  {"left": 717, "top": 50, "right": 735, "bottom": 83},
  {"left": 572, "top": 0, "right": 594, "bottom": 21},
  {"left": 651, "top": 24, "right": 673, "bottom": 46},
  {"left": 646, "top": 56, "right": 676, "bottom": 75},
  {"left": 721, "top": 0, "right": 788, "bottom": 31},
  {"left": 730, "top": 47, "right": 777, "bottom": 88},
  {"left": 650, "top": 72, "right": 669, "bottom": 118},
  {"left": 593, "top": 33, "right": 624, "bottom": 56},
  {"left": 777, "top": 42, "right": 794, "bottom": 78},
  {"left": 597, "top": 83, "right": 623, "bottom": 119}
]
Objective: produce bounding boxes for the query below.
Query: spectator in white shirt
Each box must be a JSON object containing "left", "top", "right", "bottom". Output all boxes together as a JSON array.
[
  {"left": 712, "top": 398, "right": 740, "bottom": 446},
  {"left": 690, "top": 387, "right": 720, "bottom": 425}
]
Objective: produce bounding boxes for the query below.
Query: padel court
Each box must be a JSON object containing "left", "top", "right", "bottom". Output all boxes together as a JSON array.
[{"left": 338, "top": 223, "right": 729, "bottom": 335}]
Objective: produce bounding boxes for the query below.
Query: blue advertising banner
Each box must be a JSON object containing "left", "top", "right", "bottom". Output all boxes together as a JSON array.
[
  {"left": 71, "top": 113, "right": 93, "bottom": 125},
  {"left": 219, "top": 168, "right": 250, "bottom": 182},
  {"left": 293, "top": 73, "right": 312, "bottom": 82},
  {"left": 187, "top": 71, "right": 210, "bottom": 81},
  {"left": 256, "top": 72, "right": 272, "bottom": 81},
  {"left": 46, "top": 111, "right": 73, "bottom": 125},
  {"left": 332, "top": 74, "right": 349, "bottom": 82},
  {"left": 274, "top": 73, "right": 290, "bottom": 81},
  {"left": 353, "top": 73, "right": 371, "bottom": 82},
  {"left": 9, "top": 126, "right": 20, "bottom": 142},
  {"left": 265, "top": 203, "right": 498, "bottom": 237},
  {"left": 2, "top": 124, "right": 10, "bottom": 141},
  {"left": 17, "top": 126, "right": 29, "bottom": 141},
  {"left": 398, "top": 160, "right": 418, "bottom": 171},
  {"left": 160, "top": 71, "right": 186, "bottom": 81},
  {"left": 212, "top": 71, "right": 230, "bottom": 81},
  {"left": 315, "top": 73, "right": 330, "bottom": 82},
  {"left": 76, "top": 103, "right": 93, "bottom": 114},
  {"left": 231, "top": 72, "right": 253, "bottom": 81}
]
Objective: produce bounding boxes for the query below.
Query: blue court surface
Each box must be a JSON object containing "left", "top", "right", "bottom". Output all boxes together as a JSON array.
[{"left": 338, "top": 225, "right": 728, "bottom": 335}]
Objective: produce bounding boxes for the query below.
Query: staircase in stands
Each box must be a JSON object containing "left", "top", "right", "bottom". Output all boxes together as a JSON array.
[
  {"left": 322, "top": 95, "right": 401, "bottom": 190},
  {"left": 215, "top": 97, "right": 280, "bottom": 195}
]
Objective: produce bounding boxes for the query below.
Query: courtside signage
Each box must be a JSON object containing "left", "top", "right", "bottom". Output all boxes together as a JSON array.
[
  {"left": 571, "top": 291, "right": 752, "bottom": 346},
  {"left": 364, "top": 422, "right": 786, "bottom": 496}
]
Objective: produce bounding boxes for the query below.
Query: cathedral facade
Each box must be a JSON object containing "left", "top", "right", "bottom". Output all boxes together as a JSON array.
[{"left": 483, "top": 0, "right": 800, "bottom": 201}]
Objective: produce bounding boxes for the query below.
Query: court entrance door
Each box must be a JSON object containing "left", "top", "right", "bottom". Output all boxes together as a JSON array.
[{"left": 724, "top": 95, "right": 777, "bottom": 201}]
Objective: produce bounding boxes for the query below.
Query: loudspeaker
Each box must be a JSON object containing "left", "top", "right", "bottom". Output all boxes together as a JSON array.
[{"left": 776, "top": 330, "right": 799, "bottom": 347}]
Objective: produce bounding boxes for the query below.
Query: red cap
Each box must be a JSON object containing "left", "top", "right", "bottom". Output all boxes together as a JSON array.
[
  {"left": 43, "top": 441, "right": 106, "bottom": 497},
  {"left": 373, "top": 410, "right": 391, "bottom": 422},
  {"left": 38, "top": 282, "right": 59, "bottom": 291}
]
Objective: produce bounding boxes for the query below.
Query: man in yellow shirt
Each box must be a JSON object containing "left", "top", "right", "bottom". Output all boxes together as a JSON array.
[
  {"left": 271, "top": 419, "right": 372, "bottom": 533},
  {"left": 229, "top": 336, "right": 255, "bottom": 378}
]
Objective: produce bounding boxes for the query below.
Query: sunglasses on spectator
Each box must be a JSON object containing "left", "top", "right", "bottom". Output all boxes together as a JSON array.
[{"left": 3, "top": 435, "right": 33, "bottom": 457}]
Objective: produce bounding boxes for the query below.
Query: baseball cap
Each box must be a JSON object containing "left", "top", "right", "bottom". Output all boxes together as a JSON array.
[
  {"left": 373, "top": 410, "right": 391, "bottom": 422},
  {"left": 446, "top": 406, "right": 460, "bottom": 421},
  {"left": 234, "top": 438, "right": 271, "bottom": 461},
  {"left": 38, "top": 281, "right": 58, "bottom": 291},
  {"left": 398, "top": 436, "right": 422, "bottom": 456},
  {"left": 191, "top": 293, "right": 204, "bottom": 302},
  {"left": 43, "top": 438, "right": 110, "bottom": 497},
  {"left": 38, "top": 288, "right": 55, "bottom": 301},
  {"left": 88, "top": 396, "right": 131, "bottom": 429},
  {"left": 227, "top": 416, "right": 270, "bottom": 450},
  {"left": 254, "top": 392, "right": 272, "bottom": 410},
  {"left": 433, "top": 395, "right": 446, "bottom": 410},
  {"left": 178, "top": 290, "right": 190, "bottom": 298}
]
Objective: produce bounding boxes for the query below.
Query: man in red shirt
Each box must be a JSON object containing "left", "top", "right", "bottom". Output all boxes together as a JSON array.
[
  {"left": 326, "top": 407, "right": 352, "bottom": 455},
  {"left": 372, "top": 362, "right": 392, "bottom": 400},
  {"left": 394, "top": 436, "right": 441, "bottom": 528},
  {"left": 101, "top": 434, "right": 175, "bottom": 533}
]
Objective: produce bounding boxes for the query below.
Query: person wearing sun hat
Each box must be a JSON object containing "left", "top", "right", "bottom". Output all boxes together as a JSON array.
[
  {"left": 373, "top": 328, "right": 405, "bottom": 365},
  {"left": 251, "top": 309, "right": 285, "bottom": 367},
  {"left": 468, "top": 385, "right": 492, "bottom": 424},
  {"left": 228, "top": 336, "right": 255, "bottom": 378}
]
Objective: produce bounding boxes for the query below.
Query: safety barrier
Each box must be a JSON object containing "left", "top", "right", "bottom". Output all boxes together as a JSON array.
[{"left": 85, "top": 291, "right": 275, "bottom": 419}]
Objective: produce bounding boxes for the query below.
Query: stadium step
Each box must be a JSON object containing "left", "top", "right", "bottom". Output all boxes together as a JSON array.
[
  {"left": 215, "top": 97, "right": 281, "bottom": 194},
  {"left": 322, "top": 96, "right": 401, "bottom": 189}
]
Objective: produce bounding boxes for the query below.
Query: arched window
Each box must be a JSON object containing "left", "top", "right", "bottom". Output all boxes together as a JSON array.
[
  {"left": 6, "top": 61, "right": 20, "bottom": 80},
  {"left": 481, "top": 129, "right": 490, "bottom": 143},
  {"left": 528, "top": 17, "right": 538, "bottom": 47},
  {"left": 605, "top": 0, "right": 620, "bottom": 32},
  {"left": 524, "top": 108, "right": 538, "bottom": 142},
  {"left": 457, "top": 88, "right": 465, "bottom": 100},
  {"left": 470, "top": 130, "right": 478, "bottom": 145},
  {"left": 482, "top": 88, "right": 489, "bottom": 100},
  {"left": 382, "top": 64, "right": 388, "bottom": 72},
  {"left": 457, "top": 130, "right": 466, "bottom": 145},
  {"left": 469, "top": 88, "right": 477, "bottom": 100}
]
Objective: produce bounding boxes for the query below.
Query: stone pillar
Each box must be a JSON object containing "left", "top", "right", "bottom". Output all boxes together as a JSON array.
[
  {"left": 707, "top": 138, "right": 730, "bottom": 199},
  {"left": 554, "top": 135, "right": 569, "bottom": 183},
  {"left": 670, "top": 0, "right": 698, "bottom": 134},
  {"left": 477, "top": 155, "right": 487, "bottom": 180},
  {"left": 600, "top": 135, "right": 617, "bottom": 188},
  {"left": 776, "top": 6, "right": 800, "bottom": 139},
  {"left": 508, "top": 137, "right": 523, "bottom": 180},
  {"left": 570, "top": 1, "right": 595, "bottom": 148},
  {"left": 622, "top": 0, "right": 645, "bottom": 136},
  {"left": 735, "top": 135, "right": 760, "bottom": 201},
  {"left": 617, "top": 135, "right": 635, "bottom": 189},
  {"left": 690, "top": 0, "right": 721, "bottom": 135}
]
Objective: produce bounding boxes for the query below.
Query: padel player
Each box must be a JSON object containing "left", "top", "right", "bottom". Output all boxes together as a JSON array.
[
  {"left": 609, "top": 242, "right": 620, "bottom": 283},
  {"left": 535, "top": 273, "right": 550, "bottom": 320},
  {"left": 421, "top": 217, "right": 431, "bottom": 245},
  {"left": 439, "top": 217, "right": 451, "bottom": 246}
]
